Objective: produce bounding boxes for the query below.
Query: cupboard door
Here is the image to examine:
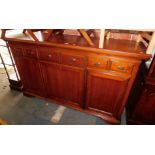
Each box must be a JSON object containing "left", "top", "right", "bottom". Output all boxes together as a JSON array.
[
  {"left": 40, "top": 62, "right": 62, "bottom": 99},
  {"left": 59, "top": 65, "right": 85, "bottom": 106},
  {"left": 41, "top": 62, "right": 85, "bottom": 107},
  {"left": 86, "top": 69, "right": 130, "bottom": 116},
  {"left": 15, "top": 57, "right": 45, "bottom": 96}
]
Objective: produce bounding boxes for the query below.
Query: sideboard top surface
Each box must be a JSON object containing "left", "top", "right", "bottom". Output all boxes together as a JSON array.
[{"left": 5, "top": 33, "right": 151, "bottom": 60}]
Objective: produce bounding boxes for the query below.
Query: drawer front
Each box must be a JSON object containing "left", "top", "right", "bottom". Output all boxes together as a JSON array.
[
  {"left": 11, "top": 46, "right": 23, "bottom": 57},
  {"left": 61, "top": 53, "right": 87, "bottom": 67},
  {"left": 88, "top": 55, "right": 109, "bottom": 69},
  {"left": 110, "top": 59, "right": 134, "bottom": 74},
  {"left": 23, "top": 47, "right": 37, "bottom": 58},
  {"left": 38, "top": 48, "right": 60, "bottom": 63}
]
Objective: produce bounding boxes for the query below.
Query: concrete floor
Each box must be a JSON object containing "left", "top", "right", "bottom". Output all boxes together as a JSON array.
[{"left": 0, "top": 68, "right": 126, "bottom": 125}]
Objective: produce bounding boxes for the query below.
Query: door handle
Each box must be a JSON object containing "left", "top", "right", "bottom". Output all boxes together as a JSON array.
[
  {"left": 71, "top": 58, "right": 76, "bottom": 62},
  {"left": 94, "top": 62, "right": 101, "bottom": 66},
  {"left": 47, "top": 54, "right": 52, "bottom": 58},
  {"left": 117, "top": 66, "right": 125, "bottom": 70}
]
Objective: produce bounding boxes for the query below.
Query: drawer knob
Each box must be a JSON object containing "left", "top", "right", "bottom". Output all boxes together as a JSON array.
[
  {"left": 117, "top": 66, "right": 125, "bottom": 70},
  {"left": 48, "top": 54, "right": 52, "bottom": 58},
  {"left": 94, "top": 62, "right": 101, "bottom": 66},
  {"left": 72, "top": 58, "right": 76, "bottom": 62}
]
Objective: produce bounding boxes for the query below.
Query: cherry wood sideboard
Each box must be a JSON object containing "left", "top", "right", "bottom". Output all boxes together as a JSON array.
[{"left": 6, "top": 38, "right": 150, "bottom": 124}]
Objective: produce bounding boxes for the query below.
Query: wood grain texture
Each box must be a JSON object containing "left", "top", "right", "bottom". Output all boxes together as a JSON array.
[
  {"left": 88, "top": 55, "right": 109, "bottom": 69},
  {"left": 26, "top": 29, "right": 39, "bottom": 41},
  {"left": 15, "top": 57, "right": 45, "bottom": 96},
  {"left": 40, "top": 62, "right": 85, "bottom": 107},
  {"left": 78, "top": 29, "right": 94, "bottom": 47},
  {"left": 5, "top": 38, "right": 150, "bottom": 60},
  {"left": 61, "top": 53, "right": 87, "bottom": 68},
  {"left": 86, "top": 69, "right": 130, "bottom": 119},
  {"left": 58, "top": 65, "right": 85, "bottom": 106},
  {"left": 38, "top": 46, "right": 60, "bottom": 63},
  {"left": 44, "top": 29, "right": 54, "bottom": 41}
]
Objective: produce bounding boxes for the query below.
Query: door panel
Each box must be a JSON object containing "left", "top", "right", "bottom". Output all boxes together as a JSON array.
[
  {"left": 15, "top": 57, "right": 45, "bottom": 96},
  {"left": 59, "top": 65, "right": 85, "bottom": 106},
  {"left": 40, "top": 62, "right": 85, "bottom": 106},
  {"left": 40, "top": 62, "right": 62, "bottom": 99},
  {"left": 86, "top": 69, "right": 130, "bottom": 115}
]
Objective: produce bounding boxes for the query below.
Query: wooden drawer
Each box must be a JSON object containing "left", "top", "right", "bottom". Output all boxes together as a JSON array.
[
  {"left": 110, "top": 59, "right": 134, "bottom": 74},
  {"left": 23, "top": 47, "right": 37, "bottom": 58},
  {"left": 88, "top": 55, "right": 109, "bottom": 69},
  {"left": 38, "top": 47, "right": 60, "bottom": 63},
  {"left": 61, "top": 53, "right": 87, "bottom": 67},
  {"left": 10, "top": 46, "right": 23, "bottom": 57}
]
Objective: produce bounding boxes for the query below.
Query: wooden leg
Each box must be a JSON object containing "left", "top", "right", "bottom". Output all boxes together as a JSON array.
[
  {"left": 1, "top": 29, "right": 6, "bottom": 39},
  {"left": 78, "top": 29, "right": 94, "bottom": 47},
  {"left": 44, "top": 29, "right": 54, "bottom": 41},
  {"left": 136, "top": 33, "right": 142, "bottom": 43},
  {"left": 23, "top": 29, "right": 26, "bottom": 34},
  {"left": 59, "top": 29, "right": 65, "bottom": 35},
  {"left": 146, "top": 31, "right": 155, "bottom": 54},
  {"left": 99, "top": 29, "right": 105, "bottom": 48},
  {"left": 27, "top": 29, "right": 39, "bottom": 41},
  {"left": 106, "top": 32, "right": 111, "bottom": 40},
  {"left": 92, "top": 30, "right": 98, "bottom": 38}
]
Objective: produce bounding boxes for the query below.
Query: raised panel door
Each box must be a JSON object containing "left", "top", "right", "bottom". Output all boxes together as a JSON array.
[
  {"left": 86, "top": 69, "right": 130, "bottom": 118},
  {"left": 15, "top": 57, "right": 45, "bottom": 96}
]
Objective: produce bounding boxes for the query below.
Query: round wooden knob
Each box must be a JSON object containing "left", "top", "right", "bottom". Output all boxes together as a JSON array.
[
  {"left": 48, "top": 54, "right": 52, "bottom": 58},
  {"left": 94, "top": 62, "right": 101, "bottom": 66},
  {"left": 72, "top": 58, "right": 76, "bottom": 62},
  {"left": 117, "top": 66, "right": 125, "bottom": 70}
]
